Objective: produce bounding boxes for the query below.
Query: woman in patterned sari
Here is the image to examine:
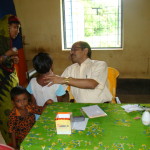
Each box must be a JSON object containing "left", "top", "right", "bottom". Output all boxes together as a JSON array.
[{"left": 0, "top": 15, "right": 20, "bottom": 144}]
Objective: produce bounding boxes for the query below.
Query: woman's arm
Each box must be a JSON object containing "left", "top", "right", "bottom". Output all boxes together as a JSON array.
[
  {"left": 5, "top": 49, "right": 18, "bottom": 57},
  {"left": 0, "top": 49, "right": 18, "bottom": 64},
  {"left": 0, "top": 55, "right": 7, "bottom": 64}
]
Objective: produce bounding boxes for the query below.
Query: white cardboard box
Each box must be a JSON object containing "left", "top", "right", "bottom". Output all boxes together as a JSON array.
[{"left": 55, "top": 112, "right": 72, "bottom": 134}]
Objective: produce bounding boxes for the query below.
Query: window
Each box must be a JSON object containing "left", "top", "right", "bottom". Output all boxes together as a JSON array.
[{"left": 62, "top": 0, "right": 123, "bottom": 50}]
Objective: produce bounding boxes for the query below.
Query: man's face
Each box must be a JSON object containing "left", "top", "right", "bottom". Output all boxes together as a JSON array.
[
  {"left": 9, "top": 23, "right": 20, "bottom": 39},
  {"left": 70, "top": 43, "right": 86, "bottom": 63}
]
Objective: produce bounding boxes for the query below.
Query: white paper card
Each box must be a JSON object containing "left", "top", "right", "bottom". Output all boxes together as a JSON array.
[
  {"left": 72, "top": 118, "right": 89, "bottom": 130},
  {"left": 81, "top": 105, "right": 107, "bottom": 118},
  {"left": 121, "top": 104, "right": 143, "bottom": 113}
]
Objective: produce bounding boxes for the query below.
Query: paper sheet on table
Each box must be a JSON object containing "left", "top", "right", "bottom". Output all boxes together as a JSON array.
[
  {"left": 72, "top": 118, "right": 89, "bottom": 130},
  {"left": 81, "top": 105, "right": 107, "bottom": 118},
  {"left": 121, "top": 104, "right": 143, "bottom": 113}
]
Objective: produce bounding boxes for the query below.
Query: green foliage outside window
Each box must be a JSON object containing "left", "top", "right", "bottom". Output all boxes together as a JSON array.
[{"left": 83, "top": 0, "right": 118, "bottom": 37}]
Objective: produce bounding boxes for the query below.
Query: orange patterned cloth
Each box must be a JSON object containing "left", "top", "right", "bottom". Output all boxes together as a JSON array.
[{"left": 8, "top": 104, "right": 43, "bottom": 142}]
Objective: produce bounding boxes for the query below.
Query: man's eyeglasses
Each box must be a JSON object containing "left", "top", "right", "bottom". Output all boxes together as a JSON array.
[{"left": 71, "top": 47, "right": 82, "bottom": 51}]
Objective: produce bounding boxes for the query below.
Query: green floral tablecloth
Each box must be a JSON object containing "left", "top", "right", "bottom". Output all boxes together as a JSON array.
[{"left": 20, "top": 103, "right": 150, "bottom": 150}]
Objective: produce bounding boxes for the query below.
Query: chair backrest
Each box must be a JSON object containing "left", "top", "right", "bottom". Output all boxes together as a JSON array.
[
  {"left": 107, "top": 67, "right": 119, "bottom": 103},
  {"left": 66, "top": 86, "right": 75, "bottom": 102}
]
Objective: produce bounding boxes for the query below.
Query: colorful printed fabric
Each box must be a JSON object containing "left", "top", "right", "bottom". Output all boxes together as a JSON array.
[
  {"left": 0, "top": 15, "right": 11, "bottom": 54},
  {"left": 21, "top": 103, "right": 150, "bottom": 150},
  {"left": 0, "top": 14, "right": 19, "bottom": 144},
  {"left": 8, "top": 104, "right": 43, "bottom": 142}
]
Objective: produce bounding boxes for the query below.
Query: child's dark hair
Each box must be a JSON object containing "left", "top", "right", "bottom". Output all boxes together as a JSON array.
[
  {"left": 10, "top": 86, "right": 30, "bottom": 101},
  {"left": 32, "top": 52, "right": 53, "bottom": 74}
]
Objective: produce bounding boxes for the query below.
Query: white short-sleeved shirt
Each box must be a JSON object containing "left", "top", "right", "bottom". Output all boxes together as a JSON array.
[
  {"left": 26, "top": 78, "right": 66, "bottom": 106},
  {"left": 61, "top": 58, "right": 112, "bottom": 103}
]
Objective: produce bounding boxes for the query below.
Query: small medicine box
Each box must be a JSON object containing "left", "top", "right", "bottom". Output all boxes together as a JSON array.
[{"left": 55, "top": 112, "right": 72, "bottom": 134}]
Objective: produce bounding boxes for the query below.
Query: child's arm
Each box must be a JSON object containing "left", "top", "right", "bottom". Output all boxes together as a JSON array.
[
  {"left": 11, "top": 132, "right": 18, "bottom": 150},
  {"left": 26, "top": 81, "right": 37, "bottom": 105},
  {"left": 32, "top": 100, "right": 53, "bottom": 115},
  {"left": 31, "top": 94, "right": 37, "bottom": 105},
  {"left": 8, "top": 112, "right": 18, "bottom": 150},
  {"left": 56, "top": 84, "right": 66, "bottom": 102},
  {"left": 57, "top": 96, "right": 64, "bottom": 102},
  {"left": 42, "top": 99, "right": 53, "bottom": 110},
  {"left": 45, "top": 99, "right": 53, "bottom": 104}
]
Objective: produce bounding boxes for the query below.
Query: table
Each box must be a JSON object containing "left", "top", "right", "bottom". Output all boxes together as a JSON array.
[{"left": 20, "top": 103, "right": 150, "bottom": 150}]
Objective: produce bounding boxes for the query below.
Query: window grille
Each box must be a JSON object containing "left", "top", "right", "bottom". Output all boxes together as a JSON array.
[{"left": 62, "top": 0, "right": 123, "bottom": 50}]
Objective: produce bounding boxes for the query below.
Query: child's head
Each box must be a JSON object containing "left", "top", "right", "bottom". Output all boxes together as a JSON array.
[
  {"left": 8, "top": 15, "right": 21, "bottom": 39},
  {"left": 32, "top": 52, "right": 53, "bottom": 74},
  {"left": 10, "top": 86, "right": 30, "bottom": 109}
]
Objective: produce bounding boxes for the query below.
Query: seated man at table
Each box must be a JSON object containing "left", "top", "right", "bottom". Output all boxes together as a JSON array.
[
  {"left": 44, "top": 41, "right": 112, "bottom": 103},
  {"left": 8, "top": 86, "right": 53, "bottom": 149}
]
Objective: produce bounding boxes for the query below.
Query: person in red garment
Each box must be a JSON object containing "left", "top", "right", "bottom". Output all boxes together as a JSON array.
[{"left": 0, "top": 15, "right": 24, "bottom": 145}]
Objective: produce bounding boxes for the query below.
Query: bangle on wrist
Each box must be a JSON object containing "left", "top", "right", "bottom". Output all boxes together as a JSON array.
[{"left": 64, "top": 77, "right": 71, "bottom": 84}]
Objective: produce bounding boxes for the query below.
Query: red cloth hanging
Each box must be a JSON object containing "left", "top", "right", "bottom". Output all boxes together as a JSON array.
[{"left": 14, "top": 48, "right": 28, "bottom": 86}]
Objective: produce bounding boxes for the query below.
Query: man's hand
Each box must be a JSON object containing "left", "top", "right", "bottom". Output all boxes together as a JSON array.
[{"left": 44, "top": 75, "right": 65, "bottom": 86}]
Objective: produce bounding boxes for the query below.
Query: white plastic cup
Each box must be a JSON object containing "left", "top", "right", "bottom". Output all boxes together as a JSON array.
[{"left": 141, "top": 111, "right": 150, "bottom": 125}]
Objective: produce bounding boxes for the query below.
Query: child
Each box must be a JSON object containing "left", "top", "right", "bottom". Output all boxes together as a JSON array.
[
  {"left": 26, "top": 52, "right": 66, "bottom": 106},
  {"left": 8, "top": 86, "right": 52, "bottom": 149}
]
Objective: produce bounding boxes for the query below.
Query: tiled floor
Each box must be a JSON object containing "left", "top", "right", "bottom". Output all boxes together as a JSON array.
[{"left": 116, "top": 79, "right": 150, "bottom": 103}]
